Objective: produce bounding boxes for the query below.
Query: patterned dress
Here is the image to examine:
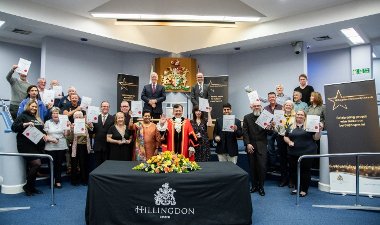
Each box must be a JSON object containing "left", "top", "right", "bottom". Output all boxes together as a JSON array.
[{"left": 191, "top": 119, "right": 211, "bottom": 162}]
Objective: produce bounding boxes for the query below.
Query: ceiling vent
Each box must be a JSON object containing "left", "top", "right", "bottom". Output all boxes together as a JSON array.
[
  {"left": 313, "top": 35, "right": 332, "bottom": 41},
  {"left": 11, "top": 28, "right": 32, "bottom": 35}
]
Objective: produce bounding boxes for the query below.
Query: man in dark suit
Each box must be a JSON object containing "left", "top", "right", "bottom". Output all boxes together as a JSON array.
[
  {"left": 141, "top": 72, "right": 166, "bottom": 119},
  {"left": 190, "top": 72, "right": 211, "bottom": 107},
  {"left": 89, "top": 101, "right": 114, "bottom": 167},
  {"left": 243, "top": 101, "right": 269, "bottom": 196},
  {"left": 213, "top": 103, "right": 242, "bottom": 164}
]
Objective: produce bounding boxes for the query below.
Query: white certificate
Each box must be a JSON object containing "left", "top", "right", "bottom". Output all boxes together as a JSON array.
[
  {"left": 165, "top": 107, "right": 173, "bottom": 118},
  {"left": 247, "top": 90, "right": 260, "bottom": 104},
  {"left": 131, "top": 101, "right": 143, "bottom": 118},
  {"left": 15, "top": 58, "right": 31, "bottom": 75},
  {"left": 42, "top": 90, "right": 55, "bottom": 105},
  {"left": 59, "top": 115, "right": 70, "bottom": 130},
  {"left": 52, "top": 86, "right": 63, "bottom": 99},
  {"left": 22, "top": 126, "right": 44, "bottom": 144},
  {"left": 305, "top": 115, "right": 320, "bottom": 132},
  {"left": 273, "top": 110, "right": 285, "bottom": 126},
  {"left": 255, "top": 109, "right": 274, "bottom": 129},
  {"left": 199, "top": 97, "right": 210, "bottom": 112},
  {"left": 80, "top": 96, "right": 92, "bottom": 110},
  {"left": 74, "top": 118, "right": 86, "bottom": 134},
  {"left": 222, "top": 115, "right": 235, "bottom": 132},
  {"left": 87, "top": 106, "right": 100, "bottom": 123}
]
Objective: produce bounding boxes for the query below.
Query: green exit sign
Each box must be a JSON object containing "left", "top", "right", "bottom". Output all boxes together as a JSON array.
[{"left": 352, "top": 68, "right": 370, "bottom": 75}]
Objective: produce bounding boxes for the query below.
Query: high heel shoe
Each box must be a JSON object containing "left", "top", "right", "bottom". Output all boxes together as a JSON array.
[{"left": 55, "top": 183, "right": 62, "bottom": 189}]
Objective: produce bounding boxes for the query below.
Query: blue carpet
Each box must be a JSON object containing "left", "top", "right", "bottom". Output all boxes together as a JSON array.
[{"left": 1, "top": 179, "right": 379, "bottom": 225}]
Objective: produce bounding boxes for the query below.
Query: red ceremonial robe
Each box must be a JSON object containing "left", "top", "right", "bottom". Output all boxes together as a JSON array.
[{"left": 161, "top": 118, "right": 198, "bottom": 161}]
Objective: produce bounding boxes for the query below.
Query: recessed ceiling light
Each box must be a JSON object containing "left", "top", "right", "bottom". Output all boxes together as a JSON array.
[
  {"left": 373, "top": 52, "right": 377, "bottom": 58},
  {"left": 340, "top": 28, "right": 365, "bottom": 45},
  {"left": 0, "top": 21, "right": 5, "bottom": 28}
]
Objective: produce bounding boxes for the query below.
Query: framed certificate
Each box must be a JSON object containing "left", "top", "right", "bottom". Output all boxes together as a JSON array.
[
  {"left": 255, "top": 110, "right": 274, "bottom": 129},
  {"left": 59, "top": 115, "right": 70, "bottom": 130},
  {"left": 305, "top": 115, "right": 320, "bottom": 132},
  {"left": 222, "top": 115, "right": 235, "bottom": 132},
  {"left": 15, "top": 58, "right": 31, "bottom": 75},
  {"left": 74, "top": 118, "right": 86, "bottom": 134},
  {"left": 273, "top": 110, "right": 285, "bottom": 126},
  {"left": 52, "top": 86, "right": 63, "bottom": 99},
  {"left": 80, "top": 96, "right": 92, "bottom": 110},
  {"left": 247, "top": 90, "right": 260, "bottom": 104},
  {"left": 87, "top": 106, "right": 100, "bottom": 123},
  {"left": 199, "top": 97, "right": 210, "bottom": 112},
  {"left": 42, "top": 90, "right": 55, "bottom": 105},
  {"left": 22, "top": 126, "right": 44, "bottom": 144},
  {"left": 131, "top": 101, "right": 143, "bottom": 118}
]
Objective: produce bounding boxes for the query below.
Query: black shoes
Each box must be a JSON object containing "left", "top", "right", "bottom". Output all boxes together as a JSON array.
[
  {"left": 250, "top": 187, "right": 258, "bottom": 193},
  {"left": 258, "top": 188, "right": 265, "bottom": 196},
  {"left": 23, "top": 185, "right": 34, "bottom": 196},
  {"left": 250, "top": 186, "right": 265, "bottom": 196},
  {"left": 278, "top": 181, "right": 288, "bottom": 187}
]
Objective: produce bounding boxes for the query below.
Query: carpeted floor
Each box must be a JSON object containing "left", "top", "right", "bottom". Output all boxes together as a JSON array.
[{"left": 1, "top": 179, "right": 379, "bottom": 225}]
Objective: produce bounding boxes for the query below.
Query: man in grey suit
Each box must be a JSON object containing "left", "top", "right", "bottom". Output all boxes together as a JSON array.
[
  {"left": 243, "top": 101, "right": 269, "bottom": 196},
  {"left": 190, "top": 72, "right": 211, "bottom": 107},
  {"left": 141, "top": 72, "right": 166, "bottom": 119}
]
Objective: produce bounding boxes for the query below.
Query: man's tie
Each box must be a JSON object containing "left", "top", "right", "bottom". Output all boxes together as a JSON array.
[
  {"left": 199, "top": 84, "right": 203, "bottom": 95},
  {"left": 152, "top": 84, "right": 156, "bottom": 94},
  {"left": 102, "top": 115, "right": 106, "bottom": 125}
]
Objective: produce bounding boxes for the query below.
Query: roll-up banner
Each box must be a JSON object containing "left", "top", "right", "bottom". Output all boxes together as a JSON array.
[
  {"left": 117, "top": 74, "right": 139, "bottom": 110},
  {"left": 324, "top": 79, "right": 380, "bottom": 195},
  {"left": 204, "top": 75, "right": 229, "bottom": 120}
]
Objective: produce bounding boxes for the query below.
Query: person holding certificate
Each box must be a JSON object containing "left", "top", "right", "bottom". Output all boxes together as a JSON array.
[
  {"left": 243, "top": 101, "right": 271, "bottom": 196},
  {"left": 132, "top": 111, "right": 161, "bottom": 161},
  {"left": 58, "top": 86, "right": 81, "bottom": 110},
  {"left": 190, "top": 72, "right": 211, "bottom": 107},
  {"left": 11, "top": 101, "right": 48, "bottom": 196},
  {"left": 141, "top": 72, "right": 166, "bottom": 119},
  {"left": 190, "top": 105, "right": 212, "bottom": 162},
  {"left": 283, "top": 110, "right": 323, "bottom": 197},
  {"left": 213, "top": 103, "right": 242, "bottom": 164},
  {"left": 157, "top": 104, "right": 199, "bottom": 161},
  {"left": 305, "top": 91, "right": 326, "bottom": 169},
  {"left": 70, "top": 111, "right": 91, "bottom": 186},
  {"left": 17, "top": 85, "right": 50, "bottom": 122},
  {"left": 6, "top": 64, "right": 32, "bottom": 120},
  {"left": 107, "top": 112, "right": 133, "bottom": 161},
  {"left": 88, "top": 101, "right": 114, "bottom": 167},
  {"left": 44, "top": 107, "right": 70, "bottom": 188},
  {"left": 274, "top": 100, "right": 296, "bottom": 187}
]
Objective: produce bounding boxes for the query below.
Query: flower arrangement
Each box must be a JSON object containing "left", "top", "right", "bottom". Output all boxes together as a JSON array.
[{"left": 133, "top": 151, "right": 201, "bottom": 173}]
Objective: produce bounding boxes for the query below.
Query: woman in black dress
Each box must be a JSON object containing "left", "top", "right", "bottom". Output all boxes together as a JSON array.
[
  {"left": 107, "top": 112, "right": 132, "bottom": 161},
  {"left": 284, "top": 110, "right": 323, "bottom": 197},
  {"left": 11, "top": 101, "right": 47, "bottom": 196},
  {"left": 190, "top": 106, "right": 212, "bottom": 162}
]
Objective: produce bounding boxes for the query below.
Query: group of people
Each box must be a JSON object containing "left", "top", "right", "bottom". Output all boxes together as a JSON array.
[{"left": 6, "top": 63, "right": 325, "bottom": 199}]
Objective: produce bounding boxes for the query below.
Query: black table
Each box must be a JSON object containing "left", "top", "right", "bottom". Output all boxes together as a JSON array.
[{"left": 85, "top": 161, "right": 252, "bottom": 225}]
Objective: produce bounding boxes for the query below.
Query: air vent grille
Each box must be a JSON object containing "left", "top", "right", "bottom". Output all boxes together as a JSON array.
[
  {"left": 313, "top": 36, "right": 331, "bottom": 41},
  {"left": 12, "top": 28, "right": 32, "bottom": 35}
]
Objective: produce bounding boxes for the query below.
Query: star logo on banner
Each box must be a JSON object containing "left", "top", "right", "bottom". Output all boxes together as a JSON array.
[
  {"left": 328, "top": 90, "right": 348, "bottom": 110},
  {"left": 119, "top": 78, "right": 130, "bottom": 91}
]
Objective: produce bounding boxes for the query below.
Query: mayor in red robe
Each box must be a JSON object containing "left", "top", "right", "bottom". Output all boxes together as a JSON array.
[{"left": 157, "top": 104, "right": 198, "bottom": 161}]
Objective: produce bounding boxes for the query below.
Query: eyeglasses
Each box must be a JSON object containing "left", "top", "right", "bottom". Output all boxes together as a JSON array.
[{"left": 121, "top": 105, "right": 129, "bottom": 108}]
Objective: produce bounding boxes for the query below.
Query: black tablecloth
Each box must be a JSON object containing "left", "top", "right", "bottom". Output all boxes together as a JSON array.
[{"left": 85, "top": 161, "right": 252, "bottom": 225}]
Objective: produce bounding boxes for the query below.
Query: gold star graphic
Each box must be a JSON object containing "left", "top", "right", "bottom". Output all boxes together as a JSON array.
[
  {"left": 118, "top": 78, "right": 130, "bottom": 91},
  {"left": 328, "top": 90, "right": 348, "bottom": 110}
]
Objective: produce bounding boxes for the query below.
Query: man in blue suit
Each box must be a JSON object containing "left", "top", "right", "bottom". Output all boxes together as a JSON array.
[{"left": 141, "top": 72, "right": 166, "bottom": 119}]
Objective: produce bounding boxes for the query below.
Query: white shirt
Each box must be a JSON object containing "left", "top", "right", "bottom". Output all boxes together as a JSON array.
[{"left": 44, "top": 119, "right": 68, "bottom": 151}]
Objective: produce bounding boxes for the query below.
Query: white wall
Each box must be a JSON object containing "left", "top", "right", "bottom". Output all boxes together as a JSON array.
[
  {"left": 0, "top": 41, "right": 41, "bottom": 102},
  {"left": 43, "top": 37, "right": 126, "bottom": 114},
  {"left": 307, "top": 48, "right": 351, "bottom": 100},
  {"left": 227, "top": 45, "right": 305, "bottom": 118}
]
